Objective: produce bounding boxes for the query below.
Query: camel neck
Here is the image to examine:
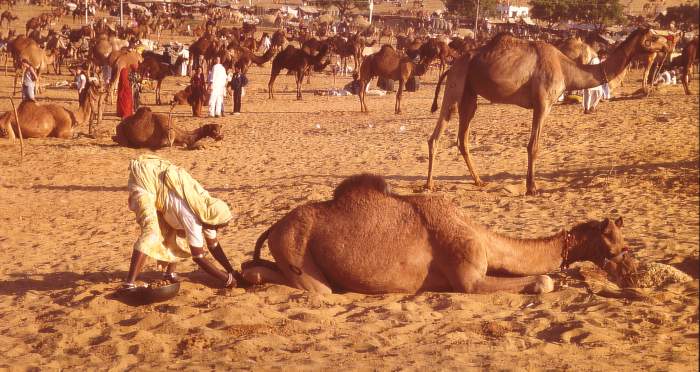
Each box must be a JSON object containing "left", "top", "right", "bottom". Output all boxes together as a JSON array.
[
  {"left": 481, "top": 228, "right": 566, "bottom": 276},
  {"left": 563, "top": 33, "right": 638, "bottom": 91}
]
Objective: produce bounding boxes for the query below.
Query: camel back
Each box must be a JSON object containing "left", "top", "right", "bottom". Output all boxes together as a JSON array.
[{"left": 333, "top": 174, "right": 392, "bottom": 200}]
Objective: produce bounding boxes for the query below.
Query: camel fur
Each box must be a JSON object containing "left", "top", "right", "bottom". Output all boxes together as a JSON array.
[
  {"left": 112, "top": 106, "right": 223, "bottom": 149},
  {"left": 242, "top": 174, "right": 628, "bottom": 295},
  {"left": 426, "top": 28, "right": 669, "bottom": 195}
]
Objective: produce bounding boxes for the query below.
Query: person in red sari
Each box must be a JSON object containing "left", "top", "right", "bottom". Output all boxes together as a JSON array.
[{"left": 117, "top": 65, "right": 135, "bottom": 118}]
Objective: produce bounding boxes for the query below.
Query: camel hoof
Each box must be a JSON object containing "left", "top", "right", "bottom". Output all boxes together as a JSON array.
[
  {"left": 533, "top": 275, "right": 554, "bottom": 294},
  {"left": 474, "top": 180, "right": 487, "bottom": 188}
]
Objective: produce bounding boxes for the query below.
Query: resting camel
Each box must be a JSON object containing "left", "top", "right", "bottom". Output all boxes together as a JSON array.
[
  {"left": 358, "top": 45, "right": 430, "bottom": 114},
  {"left": 241, "top": 174, "right": 627, "bottom": 295},
  {"left": 268, "top": 43, "right": 332, "bottom": 100},
  {"left": 1, "top": 80, "right": 103, "bottom": 140},
  {"left": 425, "top": 28, "right": 669, "bottom": 195},
  {"left": 0, "top": 10, "right": 17, "bottom": 29},
  {"left": 112, "top": 106, "right": 223, "bottom": 149}
]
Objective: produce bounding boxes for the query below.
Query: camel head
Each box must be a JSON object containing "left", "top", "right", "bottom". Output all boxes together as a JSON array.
[
  {"left": 200, "top": 124, "right": 223, "bottom": 141},
  {"left": 603, "top": 250, "right": 640, "bottom": 288},
  {"left": 566, "top": 217, "right": 627, "bottom": 267},
  {"left": 632, "top": 28, "right": 670, "bottom": 54}
]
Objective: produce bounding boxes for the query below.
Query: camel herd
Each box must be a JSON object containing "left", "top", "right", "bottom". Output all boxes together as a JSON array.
[{"left": 0, "top": 5, "right": 698, "bottom": 295}]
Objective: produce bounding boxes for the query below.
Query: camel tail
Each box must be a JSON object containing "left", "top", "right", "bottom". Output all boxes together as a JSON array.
[
  {"left": 253, "top": 227, "right": 272, "bottom": 262},
  {"left": 431, "top": 69, "right": 449, "bottom": 113}
]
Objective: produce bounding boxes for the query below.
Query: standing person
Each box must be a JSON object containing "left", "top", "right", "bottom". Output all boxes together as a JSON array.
[
  {"left": 20, "top": 59, "right": 38, "bottom": 102},
  {"left": 122, "top": 154, "right": 239, "bottom": 290},
  {"left": 259, "top": 32, "right": 271, "bottom": 53},
  {"left": 75, "top": 66, "right": 87, "bottom": 100},
  {"left": 129, "top": 64, "right": 142, "bottom": 111},
  {"left": 189, "top": 66, "right": 207, "bottom": 117},
  {"left": 117, "top": 64, "right": 134, "bottom": 118},
  {"left": 583, "top": 55, "right": 604, "bottom": 114},
  {"left": 230, "top": 65, "right": 248, "bottom": 115},
  {"left": 207, "top": 56, "right": 227, "bottom": 118}
]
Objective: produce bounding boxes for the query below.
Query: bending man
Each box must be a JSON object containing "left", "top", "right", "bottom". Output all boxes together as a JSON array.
[{"left": 123, "top": 154, "right": 238, "bottom": 289}]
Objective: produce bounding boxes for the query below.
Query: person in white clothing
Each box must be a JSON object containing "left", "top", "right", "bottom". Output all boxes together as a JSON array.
[
  {"left": 208, "top": 57, "right": 228, "bottom": 117},
  {"left": 583, "top": 55, "right": 604, "bottom": 114}
]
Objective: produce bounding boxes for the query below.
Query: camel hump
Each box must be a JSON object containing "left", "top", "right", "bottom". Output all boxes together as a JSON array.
[{"left": 333, "top": 173, "right": 392, "bottom": 200}]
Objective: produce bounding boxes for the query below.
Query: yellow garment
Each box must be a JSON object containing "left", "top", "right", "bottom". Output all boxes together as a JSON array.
[{"left": 128, "top": 154, "right": 232, "bottom": 262}]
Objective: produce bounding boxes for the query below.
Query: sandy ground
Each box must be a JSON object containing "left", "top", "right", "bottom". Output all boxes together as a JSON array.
[{"left": 1, "top": 6, "right": 699, "bottom": 370}]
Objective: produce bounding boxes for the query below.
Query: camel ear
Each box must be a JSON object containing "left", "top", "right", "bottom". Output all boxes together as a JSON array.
[
  {"left": 615, "top": 217, "right": 623, "bottom": 228},
  {"left": 601, "top": 218, "right": 612, "bottom": 232}
]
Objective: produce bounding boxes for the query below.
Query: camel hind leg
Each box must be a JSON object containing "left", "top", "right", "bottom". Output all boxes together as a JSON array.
[
  {"left": 426, "top": 99, "right": 456, "bottom": 190},
  {"left": 456, "top": 92, "right": 485, "bottom": 187}
]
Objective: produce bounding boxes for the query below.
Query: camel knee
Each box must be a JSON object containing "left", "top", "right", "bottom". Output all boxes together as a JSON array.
[{"left": 531, "top": 275, "right": 554, "bottom": 294}]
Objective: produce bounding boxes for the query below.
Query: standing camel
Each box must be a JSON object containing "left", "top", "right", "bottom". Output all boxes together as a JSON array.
[
  {"left": 139, "top": 51, "right": 185, "bottom": 105},
  {"left": 669, "top": 37, "right": 699, "bottom": 95},
  {"left": 241, "top": 174, "right": 627, "bottom": 295},
  {"left": 1, "top": 80, "right": 104, "bottom": 139},
  {"left": 267, "top": 43, "right": 332, "bottom": 100},
  {"left": 358, "top": 45, "right": 430, "bottom": 114},
  {"left": 12, "top": 42, "right": 55, "bottom": 96},
  {"left": 426, "top": 28, "right": 669, "bottom": 195}
]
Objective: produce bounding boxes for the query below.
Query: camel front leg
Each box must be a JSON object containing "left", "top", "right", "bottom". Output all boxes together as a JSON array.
[
  {"left": 295, "top": 70, "right": 303, "bottom": 100},
  {"left": 359, "top": 79, "right": 370, "bottom": 113},
  {"left": 473, "top": 275, "right": 554, "bottom": 294},
  {"left": 156, "top": 80, "right": 162, "bottom": 105},
  {"left": 457, "top": 93, "right": 485, "bottom": 187},
  {"left": 395, "top": 78, "right": 404, "bottom": 114},
  {"left": 526, "top": 101, "right": 552, "bottom": 196},
  {"left": 268, "top": 71, "right": 278, "bottom": 99}
]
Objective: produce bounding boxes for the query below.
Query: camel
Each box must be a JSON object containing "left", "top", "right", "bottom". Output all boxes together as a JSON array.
[
  {"left": 1, "top": 80, "right": 103, "bottom": 140},
  {"left": 358, "top": 45, "right": 430, "bottom": 114},
  {"left": 139, "top": 51, "right": 185, "bottom": 105},
  {"left": 106, "top": 49, "right": 143, "bottom": 103},
  {"left": 268, "top": 42, "right": 332, "bottom": 100},
  {"left": 12, "top": 41, "right": 55, "bottom": 96},
  {"left": 639, "top": 35, "right": 677, "bottom": 94},
  {"left": 378, "top": 25, "right": 394, "bottom": 46},
  {"left": 241, "top": 174, "right": 627, "bottom": 295},
  {"left": 0, "top": 10, "right": 17, "bottom": 29},
  {"left": 557, "top": 37, "right": 598, "bottom": 64},
  {"left": 425, "top": 28, "right": 669, "bottom": 195},
  {"left": 112, "top": 106, "right": 223, "bottom": 149}
]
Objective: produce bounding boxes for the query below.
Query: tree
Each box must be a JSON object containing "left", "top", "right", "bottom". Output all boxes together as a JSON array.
[
  {"left": 529, "top": 0, "right": 625, "bottom": 30},
  {"left": 575, "top": 0, "right": 625, "bottom": 30},
  {"left": 529, "top": 0, "right": 574, "bottom": 27},
  {"left": 656, "top": 4, "right": 700, "bottom": 31},
  {"left": 316, "top": 0, "right": 368, "bottom": 19},
  {"left": 443, "top": 0, "right": 498, "bottom": 20}
]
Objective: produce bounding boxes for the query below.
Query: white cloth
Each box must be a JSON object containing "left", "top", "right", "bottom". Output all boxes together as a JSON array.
[
  {"left": 583, "top": 56, "right": 603, "bottom": 111},
  {"left": 129, "top": 186, "right": 216, "bottom": 248},
  {"left": 208, "top": 63, "right": 228, "bottom": 91},
  {"left": 75, "top": 73, "right": 87, "bottom": 93},
  {"left": 209, "top": 92, "right": 224, "bottom": 117}
]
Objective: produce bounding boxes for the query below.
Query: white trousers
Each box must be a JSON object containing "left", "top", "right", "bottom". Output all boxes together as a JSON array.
[
  {"left": 583, "top": 86, "right": 603, "bottom": 111},
  {"left": 209, "top": 89, "right": 225, "bottom": 117}
]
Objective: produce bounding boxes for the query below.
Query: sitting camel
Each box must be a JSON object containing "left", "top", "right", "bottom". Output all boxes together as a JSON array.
[
  {"left": 358, "top": 45, "right": 430, "bottom": 114},
  {"left": 112, "top": 106, "right": 223, "bottom": 149},
  {"left": 1, "top": 80, "right": 103, "bottom": 140},
  {"left": 241, "top": 174, "right": 627, "bottom": 295}
]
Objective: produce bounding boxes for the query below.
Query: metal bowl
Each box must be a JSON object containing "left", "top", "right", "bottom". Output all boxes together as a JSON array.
[
  {"left": 118, "top": 281, "right": 180, "bottom": 305},
  {"left": 142, "top": 281, "right": 181, "bottom": 303}
]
